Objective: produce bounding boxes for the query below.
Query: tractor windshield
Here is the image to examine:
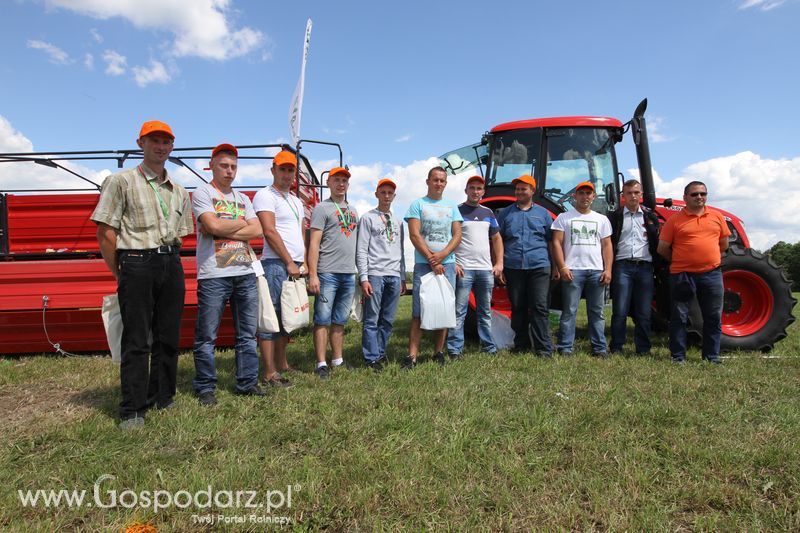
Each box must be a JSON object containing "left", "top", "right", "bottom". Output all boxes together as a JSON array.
[
  {"left": 486, "top": 129, "right": 542, "bottom": 186},
  {"left": 543, "top": 127, "right": 616, "bottom": 213}
]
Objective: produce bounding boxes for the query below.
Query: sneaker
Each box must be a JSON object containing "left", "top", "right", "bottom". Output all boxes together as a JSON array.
[
  {"left": 672, "top": 358, "right": 686, "bottom": 365},
  {"left": 365, "top": 359, "right": 384, "bottom": 373},
  {"left": 236, "top": 385, "right": 266, "bottom": 397},
  {"left": 433, "top": 351, "right": 447, "bottom": 366},
  {"left": 198, "top": 391, "right": 217, "bottom": 406},
  {"left": 448, "top": 352, "right": 463, "bottom": 361},
  {"left": 315, "top": 365, "right": 331, "bottom": 380},
  {"left": 262, "top": 373, "right": 293, "bottom": 388},
  {"left": 119, "top": 416, "right": 145, "bottom": 430},
  {"left": 400, "top": 356, "right": 417, "bottom": 370},
  {"left": 704, "top": 356, "right": 722, "bottom": 365}
]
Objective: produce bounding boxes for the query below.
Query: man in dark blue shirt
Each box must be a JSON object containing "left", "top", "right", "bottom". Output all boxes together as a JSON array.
[{"left": 497, "top": 174, "right": 554, "bottom": 356}]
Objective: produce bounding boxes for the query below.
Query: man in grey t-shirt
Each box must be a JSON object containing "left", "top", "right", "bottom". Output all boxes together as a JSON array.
[
  {"left": 307, "top": 166, "right": 359, "bottom": 379},
  {"left": 192, "top": 144, "right": 265, "bottom": 405}
]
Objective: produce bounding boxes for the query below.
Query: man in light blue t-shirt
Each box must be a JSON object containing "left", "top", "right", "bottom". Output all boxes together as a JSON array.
[{"left": 403, "top": 166, "right": 462, "bottom": 368}]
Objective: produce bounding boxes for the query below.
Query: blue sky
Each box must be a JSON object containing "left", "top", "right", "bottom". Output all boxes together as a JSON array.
[{"left": 1, "top": 0, "right": 799, "bottom": 250}]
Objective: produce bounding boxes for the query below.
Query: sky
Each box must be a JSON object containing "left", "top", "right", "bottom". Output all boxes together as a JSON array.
[{"left": 1, "top": 0, "right": 799, "bottom": 252}]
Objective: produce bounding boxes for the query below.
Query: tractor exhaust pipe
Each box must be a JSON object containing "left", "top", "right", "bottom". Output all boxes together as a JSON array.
[{"left": 631, "top": 98, "right": 656, "bottom": 210}]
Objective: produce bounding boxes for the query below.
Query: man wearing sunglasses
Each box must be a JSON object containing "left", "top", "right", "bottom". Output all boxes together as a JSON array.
[{"left": 657, "top": 181, "right": 731, "bottom": 364}]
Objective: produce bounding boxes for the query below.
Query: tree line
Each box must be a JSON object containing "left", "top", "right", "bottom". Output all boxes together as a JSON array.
[{"left": 767, "top": 241, "right": 800, "bottom": 291}]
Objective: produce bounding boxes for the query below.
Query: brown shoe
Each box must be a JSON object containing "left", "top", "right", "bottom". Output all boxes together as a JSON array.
[{"left": 262, "top": 372, "right": 293, "bottom": 388}]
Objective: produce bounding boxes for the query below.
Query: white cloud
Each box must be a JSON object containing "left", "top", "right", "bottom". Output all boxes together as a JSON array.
[
  {"left": 102, "top": 50, "right": 127, "bottom": 75},
  {"left": 26, "top": 39, "right": 72, "bottom": 64},
  {"left": 630, "top": 151, "right": 800, "bottom": 250},
  {"left": 646, "top": 116, "right": 673, "bottom": 143},
  {"left": 739, "top": 0, "right": 786, "bottom": 10},
  {"left": 47, "top": 0, "right": 265, "bottom": 61},
  {"left": 89, "top": 28, "right": 103, "bottom": 43},
  {"left": 395, "top": 134, "right": 412, "bottom": 143},
  {"left": 84, "top": 53, "right": 94, "bottom": 69},
  {"left": 132, "top": 60, "right": 171, "bottom": 87}
]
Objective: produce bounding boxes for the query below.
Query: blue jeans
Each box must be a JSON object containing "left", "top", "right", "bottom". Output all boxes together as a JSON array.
[
  {"left": 610, "top": 260, "right": 654, "bottom": 354},
  {"left": 447, "top": 269, "right": 496, "bottom": 355},
  {"left": 504, "top": 267, "right": 553, "bottom": 355},
  {"left": 193, "top": 274, "right": 259, "bottom": 395},
  {"left": 314, "top": 273, "right": 356, "bottom": 326},
  {"left": 256, "top": 259, "right": 301, "bottom": 341},
  {"left": 412, "top": 263, "right": 457, "bottom": 319},
  {"left": 361, "top": 275, "right": 402, "bottom": 362},
  {"left": 669, "top": 268, "right": 723, "bottom": 362},
  {"left": 557, "top": 269, "right": 607, "bottom": 354}
]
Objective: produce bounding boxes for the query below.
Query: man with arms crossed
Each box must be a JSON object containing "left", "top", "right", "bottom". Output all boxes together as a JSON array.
[
  {"left": 356, "top": 178, "right": 406, "bottom": 371},
  {"left": 252, "top": 150, "right": 306, "bottom": 388},
  {"left": 657, "top": 181, "right": 730, "bottom": 364},
  {"left": 307, "top": 167, "right": 359, "bottom": 379},
  {"left": 608, "top": 179, "right": 660, "bottom": 356},
  {"left": 403, "top": 166, "right": 463, "bottom": 368},
  {"left": 192, "top": 144, "right": 265, "bottom": 405},
  {"left": 446, "top": 175, "right": 502, "bottom": 359},
  {"left": 551, "top": 181, "right": 613, "bottom": 356},
  {"left": 92, "top": 120, "right": 194, "bottom": 429},
  {"left": 497, "top": 174, "right": 554, "bottom": 357}
]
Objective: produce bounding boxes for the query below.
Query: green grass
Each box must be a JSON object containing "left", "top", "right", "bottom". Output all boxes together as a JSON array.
[{"left": 1, "top": 297, "right": 799, "bottom": 531}]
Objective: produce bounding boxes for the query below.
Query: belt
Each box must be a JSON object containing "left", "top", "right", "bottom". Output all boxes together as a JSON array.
[
  {"left": 618, "top": 258, "right": 651, "bottom": 265},
  {"left": 119, "top": 245, "right": 180, "bottom": 255}
]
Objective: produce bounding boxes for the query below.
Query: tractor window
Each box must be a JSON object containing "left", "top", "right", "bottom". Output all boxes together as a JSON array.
[
  {"left": 487, "top": 129, "right": 542, "bottom": 186},
  {"left": 543, "top": 127, "right": 616, "bottom": 213},
  {"left": 438, "top": 142, "right": 488, "bottom": 177}
]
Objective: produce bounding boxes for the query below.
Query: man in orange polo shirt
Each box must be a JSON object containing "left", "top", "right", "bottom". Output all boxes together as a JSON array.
[{"left": 657, "top": 181, "right": 731, "bottom": 364}]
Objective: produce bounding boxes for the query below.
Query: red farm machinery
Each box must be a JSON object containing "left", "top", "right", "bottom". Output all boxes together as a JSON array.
[
  {"left": 0, "top": 141, "right": 337, "bottom": 355},
  {"left": 439, "top": 99, "right": 795, "bottom": 352}
]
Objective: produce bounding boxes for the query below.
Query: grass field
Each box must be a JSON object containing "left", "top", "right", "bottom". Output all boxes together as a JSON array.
[{"left": 1, "top": 297, "right": 799, "bottom": 531}]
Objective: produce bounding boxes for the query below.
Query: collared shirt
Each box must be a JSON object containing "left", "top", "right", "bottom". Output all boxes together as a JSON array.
[
  {"left": 91, "top": 164, "right": 193, "bottom": 250},
  {"left": 616, "top": 206, "right": 653, "bottom": 262},
  {"left": 497, "top": 202, "right": 552, "bottom": 270},
  {"left": 660, "top": 207, "right": 731, "bottom": 274}
]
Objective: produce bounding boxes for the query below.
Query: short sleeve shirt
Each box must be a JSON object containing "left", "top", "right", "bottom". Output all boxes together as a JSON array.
[
  {"left": 192, "top": 182, "right": 257, "bottom": 280},
  {"left": 497, "top": 203, "right": 552, "bottom": 270},
  {"left": 310, "top": 199, "right": 359, "bottom": 274},
  {"left": 551, "top": 209, "right": 612, "bottom": 270},
  {"left": 91, "top": 164, "right": 194, "bottom": 250},
  {"left": 404, "top": 196, "right": 463, "bottom": 264},
  {"left": 455, "top": 203, "right": 499, "bottom": 270},
  {"left": 252, "top": 186, "right": 305, "bottom": 262},
  {"left": 659, "top": 208, "right": 731, "bottom": 273}
]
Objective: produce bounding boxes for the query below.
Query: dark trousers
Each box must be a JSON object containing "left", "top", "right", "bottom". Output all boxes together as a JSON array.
[
  {"left": 117, "top": 251, "right": 185, "bottom": 420},
  {"left": 610, "top": 260, "right": 654, "bottom": 354},
  {"left": 668, "top": 268, "right": 724, "bottom": 361},
  {"left": 505, "top": 267, "right": 552, "bottom": 355}
]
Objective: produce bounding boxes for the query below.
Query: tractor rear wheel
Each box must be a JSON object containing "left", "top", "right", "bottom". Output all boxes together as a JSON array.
[{"left": 688, "top": 247, "right": 796, "bottom": 352}]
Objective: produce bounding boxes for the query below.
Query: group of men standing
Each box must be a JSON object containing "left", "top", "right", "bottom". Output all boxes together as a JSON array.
[{"left": 92, "top": 120, "right": 732, "bottom": 430}]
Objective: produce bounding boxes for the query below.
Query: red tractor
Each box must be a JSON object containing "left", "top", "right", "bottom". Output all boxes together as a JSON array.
[{"left": 439, "top": 99, "right": 795, "bottom": 352}]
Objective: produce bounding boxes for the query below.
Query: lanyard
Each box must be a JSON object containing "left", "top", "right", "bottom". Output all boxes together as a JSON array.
[
  {"left": 139, "top": 165, "right": 169, "bottom": 220},
  {"left": 210, "top": 182, "right": 243, "bottom": 219},
  {"left": 272, "top": 186, "right": 301, "bottom": 227},
  {"left": 332, "top": 200, "right": 351, "bottom": 230},
  {"left": 378, "top": 210, "right": 395, "bottom": 242}
]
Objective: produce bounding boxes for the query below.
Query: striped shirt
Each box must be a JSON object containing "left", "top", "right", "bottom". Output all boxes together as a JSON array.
[{"left": 91, "top": 164, "right": 194, "bottom": 250}]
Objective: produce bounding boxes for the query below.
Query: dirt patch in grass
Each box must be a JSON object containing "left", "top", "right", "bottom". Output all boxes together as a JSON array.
[{"left": 0, "top": 380, "right": 95, "bottom": 438}]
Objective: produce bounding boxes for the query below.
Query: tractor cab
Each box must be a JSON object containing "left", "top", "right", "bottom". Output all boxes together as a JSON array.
[{"left": 439, "top": 117, "right": 625, "bottom": 217}]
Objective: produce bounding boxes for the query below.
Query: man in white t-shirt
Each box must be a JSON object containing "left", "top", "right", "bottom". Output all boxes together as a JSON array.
[
  {"left": 252, "top": 150, "right": 307, "bottom": 388},
  {"left": 551, "top": 181, "right": 613, "bottom": 356},
  {"left": 192, "top": 144, "right": 266, "bottom": 405}
]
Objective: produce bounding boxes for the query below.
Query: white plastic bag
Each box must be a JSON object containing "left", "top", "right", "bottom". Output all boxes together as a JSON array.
[
  {"left": 281, "top": 277, "right": 310, "bottom": 333},
  {"left": 256, "top": 275, "right": 280, "bottom": 333},
  {"left": 350, "top": 283, "right": 363, "bottom": 323},
  {"left": 101, "top": 294, "right": 122, "bottom": 363},
  {"left": 419, "top": 272, "right": 456, "bottom": 330}
]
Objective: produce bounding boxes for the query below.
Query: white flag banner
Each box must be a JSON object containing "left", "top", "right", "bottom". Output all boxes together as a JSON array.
[{"left": 288, "top": 19, "right": 313, "bottom": 146}]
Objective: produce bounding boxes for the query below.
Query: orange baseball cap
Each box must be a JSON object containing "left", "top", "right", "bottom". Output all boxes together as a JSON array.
[
  {"left": 139, "top": 120, "right": 174, "bottom": 140},
  {"left": 211, "top": 143, "right": 238, "bottom": 158},
  {"left": 511, "top": 174, "right": 536, "bottom": 189},
  {"left": 329, "top": 166, "right": 351, "bottom": 178},
  {"left": 376, "top": 178, "right": 397, "bottom": 190},
  {"left": 273, "top": 150, "right": 297, "bottom": 168},
  {"left": 576, "top": 181, "right": 595, "bottom": 192},
  {"left": 466, "top": 175, "right": 485, "bottom": 185}
]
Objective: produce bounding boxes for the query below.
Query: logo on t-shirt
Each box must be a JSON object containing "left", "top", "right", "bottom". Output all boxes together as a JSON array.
[
  {"left": 213, "top": 199, "right": 252, "bottom": 268},
  {"left": 337, "top": 209, "right": 358, "bottom": 237},
  {"left": 570, "top": 220, "right": 599, "bottom": 246}
]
